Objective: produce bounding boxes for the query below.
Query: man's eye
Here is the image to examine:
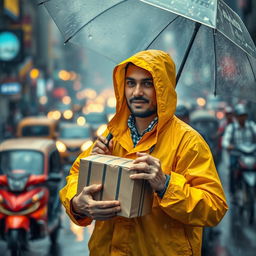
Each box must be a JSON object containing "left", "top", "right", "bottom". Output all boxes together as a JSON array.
[
  {"left": 144, "top": 81, "right": 153, "bottom": 87},
  {"left": 126, "top": 81, "right": 135, "bottom": 86}
]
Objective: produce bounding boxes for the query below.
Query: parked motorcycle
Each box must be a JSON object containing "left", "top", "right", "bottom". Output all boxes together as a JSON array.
[
  {"left": 231, "top": 143, "right": 256, "bottom": 225},
  {"left": 0, "top": 138, "right": 63, "bottom": 256}
]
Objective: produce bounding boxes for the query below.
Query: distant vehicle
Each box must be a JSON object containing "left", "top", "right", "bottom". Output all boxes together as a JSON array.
[
  {"left": 17, "top": 116, "right": 59, "bottom": 140},
  {"left": 206, "top": 95, "right": 226, "bottom": 112},
  {"left": 56, "top": 122, "right": 93, "bottom": 164},
  {"left": 54, "top": 102, "right": 74, "bottom": 121},
  {"left": 206, "top": 95, "right": 227, "bottom": 120},
  {"left": 0, "top": 138, "right": 63, "bottom": 255}
]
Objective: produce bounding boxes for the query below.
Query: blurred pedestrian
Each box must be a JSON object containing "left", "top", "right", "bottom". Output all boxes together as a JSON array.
[
  {"left": 60, "top": 50, "right": 227, "bottom": 256},
  {"left": 222, "top": 104, "right": 256, "bottom": 197},
  {"left": 218, "top": 106, "right": 234, "bottom": 166}
]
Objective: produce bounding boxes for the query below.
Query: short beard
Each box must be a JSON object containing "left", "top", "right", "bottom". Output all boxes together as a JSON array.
[{"left": 127, "top": 105, "right": 157, "bottom": 118}]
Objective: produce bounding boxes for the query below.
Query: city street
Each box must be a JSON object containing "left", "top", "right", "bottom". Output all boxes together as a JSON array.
[
  {"left": 0, "top": 154, "right": 256, "bottom": 256},
  {"left": 1, "top": 1, "right": 256, "bottom": 255}
]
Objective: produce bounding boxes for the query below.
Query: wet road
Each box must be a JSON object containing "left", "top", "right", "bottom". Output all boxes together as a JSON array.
[
  {"left": 0, "top": 154, "right": 255, "bottom": 255},
  {"left": 208, "top": 152, "right": 256, "bottom": 256}
]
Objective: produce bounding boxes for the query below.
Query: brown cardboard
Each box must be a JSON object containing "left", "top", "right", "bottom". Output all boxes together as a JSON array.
[{"left": 77, "top": 154, "right": 153, "bottom": 218}]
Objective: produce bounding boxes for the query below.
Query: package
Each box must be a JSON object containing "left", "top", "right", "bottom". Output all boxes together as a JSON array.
[{"left": 77, "top": 154, "right": 153, "bottom": 218}]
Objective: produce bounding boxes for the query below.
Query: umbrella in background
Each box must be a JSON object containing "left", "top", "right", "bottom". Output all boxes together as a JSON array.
[{"left": 38, "top": 0, "right": 256, "bottom": 102}]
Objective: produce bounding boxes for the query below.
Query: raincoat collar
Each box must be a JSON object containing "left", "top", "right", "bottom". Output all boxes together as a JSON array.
[{"left": 108, "top": 50, "right": 177, "bottom": 153}]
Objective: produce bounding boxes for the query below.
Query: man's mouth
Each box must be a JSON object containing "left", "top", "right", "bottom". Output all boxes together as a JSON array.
[
  {"left": 132, "top": 100, "right": 147, "bottom": 104},
  {"left": 130, "top": 97, "right": 149, "bottom": 104}
]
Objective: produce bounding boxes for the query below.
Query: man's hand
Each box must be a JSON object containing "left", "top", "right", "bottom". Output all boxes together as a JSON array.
[
  {"left": 72, "top": 184, "right": 121, "bottom": 220},
  {"left": 91, "top": 136, "right": 113, "bottom": 155},
  {"left": 129, "top": 152, "right": 166, "bottom": 192}
]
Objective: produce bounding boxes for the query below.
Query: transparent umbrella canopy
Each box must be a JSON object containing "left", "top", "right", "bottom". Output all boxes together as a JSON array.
[{"left": 38, "top": 0, "right": 256, "bottom": 102}]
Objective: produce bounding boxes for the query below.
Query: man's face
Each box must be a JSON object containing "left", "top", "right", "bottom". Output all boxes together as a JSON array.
[
  {"left": 125, "top": 64, "right": 157, "bottom": 118},
  {"left": 235, "top": 114, "right": 247, "bottom": 126},
  {"left": 226, "top": 112, "right": 233, "bottom": 122}
]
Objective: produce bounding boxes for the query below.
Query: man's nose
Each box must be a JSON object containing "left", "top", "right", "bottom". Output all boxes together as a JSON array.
[{"left": 133, "top": 84, "right": 143, "bottom": 96}]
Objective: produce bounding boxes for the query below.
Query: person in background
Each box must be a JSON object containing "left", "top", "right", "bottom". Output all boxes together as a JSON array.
[
  {"left": 175, "top": 104, "right": 190, "bottom": 124},
  {"left": 222, "top": 104, "right": 256, "bottom": 197},
  {"left": 60, "top": 50, "right": 227, "bottom": 256},
  {"left": 218, "top": 106, "right": 234, "bottom": 166}
]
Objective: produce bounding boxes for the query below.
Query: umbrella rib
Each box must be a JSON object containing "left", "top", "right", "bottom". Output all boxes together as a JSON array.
[
  {"left": 37, "top": 0, "right": 50, "bottom": 5},
  {"left": 246, "top": 54, "right": 256, "bottom": 82},
  {"left": 213, "top": 29, "right": 217, "bottom": 96},
  {"left": 64, "top": 0, "right": 128, "bottom": 43},
  {"left": 176, "top": 22, "right": 201, "bottom": 85},
  {"left": 145, "top": 15, "right": 179, "bottom": 50}
]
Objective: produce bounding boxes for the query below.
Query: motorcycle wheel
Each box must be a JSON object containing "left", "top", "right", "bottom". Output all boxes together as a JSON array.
[
  {"left": 240, "top": 182, "right": 255, "bottom": 225},
  {"left": 7, "top": 229, "right": 29, "bottom": 256},
  {"left": 245, "top": 186, "right": 255, "bottom": 224}
]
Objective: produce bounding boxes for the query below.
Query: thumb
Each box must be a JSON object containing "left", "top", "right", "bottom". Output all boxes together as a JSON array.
[{"left": 83, "top": 184, "right": 102, "bottom": 195}]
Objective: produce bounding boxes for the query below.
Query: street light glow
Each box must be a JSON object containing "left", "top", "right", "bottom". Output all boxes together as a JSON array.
[
  {"left": 197, "top": 97, "right": 206, "bottom": 107},
  {"left": 62, "top": 96, "right": 71, "bottom": 105},
  {"left": 63, "top": 109, "right": 73, "bottom": 119},
  {"left": 30, "top": 68, "right": 40, "bottom": 79},
  {"left": 58, "top": 70, "right": 71, "bottom": 80},
  {"left": 77, "top": 116, "right": 86, "bottom": 126}
]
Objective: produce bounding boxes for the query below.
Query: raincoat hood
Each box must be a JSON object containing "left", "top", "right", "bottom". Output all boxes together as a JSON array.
[{"left": 108, "top": 50, "right": 177, "bottom": 147}]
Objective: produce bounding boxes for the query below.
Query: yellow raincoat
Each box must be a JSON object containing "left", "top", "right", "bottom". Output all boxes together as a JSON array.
[{"left": 60, "top": 50, "right": 228, "bottom": 256}]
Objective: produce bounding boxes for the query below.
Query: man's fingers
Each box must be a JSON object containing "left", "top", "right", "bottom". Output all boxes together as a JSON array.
[
  {"left": 108, "top": 139, "right": 114, "bottom": 151},
  {"left": 93, "top": 200, "right": 120, "bottom": 208},
  {"left": 91, "top": 147, "right": 107, "bottom": 155},
  {"left": 93, "top": 206, "right": 121, "bottom": 214},
  {"left": 129, "top": 162, "right": 149, "bottom": 172},
  {"left": 97, "top": 135, "right": 108, "bottom": 145},
  {"left": 130, "top": 173, "right": 153, "bottom": 180},
  {"left": 92, "top": 141, "right": 107, "bottom": 151},
  {"left": 82, "top": 184, "right": 102, "bottom": 195},
  {"left": 91, "top": 138, "right": 111, "bottom": 155},
  {"left": 87, "top": 202, "right": 121, "bottom": 219},
  {"left": 133, "top": 154, "right": 156, "bottom": 165}
]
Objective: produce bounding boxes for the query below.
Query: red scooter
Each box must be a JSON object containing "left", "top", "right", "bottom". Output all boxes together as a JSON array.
[
  {"left": 0, "top": 137, "right": 63, "bottom": 256},
  {"left": 0, "top": 170, "right": 62, "bottom": 256}
]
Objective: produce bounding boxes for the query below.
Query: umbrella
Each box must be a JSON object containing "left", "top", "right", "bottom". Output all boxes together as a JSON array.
[{"left": 38, "top": 0, "right": 256, "bottom": 102}]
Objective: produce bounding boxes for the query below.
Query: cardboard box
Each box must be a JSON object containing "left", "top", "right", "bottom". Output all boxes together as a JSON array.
[{"left": 77, "top": 154, "right": 153, "bottom": 218}]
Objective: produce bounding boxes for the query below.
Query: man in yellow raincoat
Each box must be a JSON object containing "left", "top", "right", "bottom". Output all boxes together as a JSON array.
[{"left": 60, "top": 50, "right": 228, "bottom": 256}]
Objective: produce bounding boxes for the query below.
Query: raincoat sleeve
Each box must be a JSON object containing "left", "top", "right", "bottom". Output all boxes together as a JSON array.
[
  {"left": 59, "top": 147, "right": 94, "bottom": 226},
  {"left": 59, "top": 130, "right": 110, "bottom": 226},
  {"left": 159, "top": 134, "right": 228, "bottom": 227}
]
